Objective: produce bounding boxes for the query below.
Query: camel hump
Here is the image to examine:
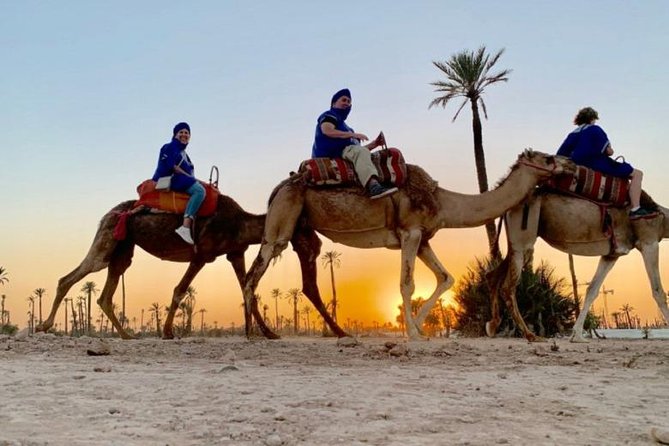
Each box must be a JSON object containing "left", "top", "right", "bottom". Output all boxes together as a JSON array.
[{"left": 402, "top": 164, "right": 440, "bottom": 214}]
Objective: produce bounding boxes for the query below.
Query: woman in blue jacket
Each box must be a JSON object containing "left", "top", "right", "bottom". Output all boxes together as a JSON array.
[{"left": 152, "top": 122, "right": 205, "bottom": 244}]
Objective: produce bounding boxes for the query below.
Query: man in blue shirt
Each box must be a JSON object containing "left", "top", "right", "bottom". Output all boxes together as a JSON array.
[
  {"left": 312, "top": 88, "right": 397, "bottom": 199},
  {"left": 557, "top": 107, "right": 654, "bottom": 219}
]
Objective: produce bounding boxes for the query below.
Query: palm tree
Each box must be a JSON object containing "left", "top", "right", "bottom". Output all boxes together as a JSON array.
[
  {"left": 198, "top": 308, "right": 207, "bottom": 334},
  {"left": 77, "top": 295, "right": 86, "bottom": 333},
  {"left": 302, "top": 304, "right": 313, "bottom": 335},
  {"left": 271, "top": 288, "right": 281, "bottom": 331},
  {"left": 1, "top": 294, "right": 6, "bottom": 326},
  {"left": 80, "top": 281, "right": 98, "bottom": 335},
  {"left": 26, "top": 295, "right": 36, "bottom": 333},
  {"left": 32, "top": 288, "right": 46, "bottom": 326},
  {"left": 184, "top": 286, "right": 197, "bottom": 334},
  {"left": 321, "top": 250, "right": 342, "bottom": 322},
  {"left": 429, "top": 46, "right": 511, "bottom": 259},
  {"left": 149, "top": 302, "right": 162, "bottom": 335},
  {"left": 0, "top": 266, "right": 8, "bottom": 286},
  {"left": 620, "top": 303, "right": 634, "bottom": 329},
  {"left": 285, "top": 288, "right": 303, "bottom": 334}
]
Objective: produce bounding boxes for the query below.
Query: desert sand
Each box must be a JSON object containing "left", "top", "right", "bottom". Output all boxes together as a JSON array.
[{"left": 1, "top": 333, "right": 669, "bottom": 446}]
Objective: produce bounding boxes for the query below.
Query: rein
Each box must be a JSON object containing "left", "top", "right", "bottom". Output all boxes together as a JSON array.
[{"left": 516, "top": 157, "right": 559, "bottom": 175}]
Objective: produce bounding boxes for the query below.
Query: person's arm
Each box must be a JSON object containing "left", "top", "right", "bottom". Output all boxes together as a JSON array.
[{"left": 320, "top": 122, "right": 368, "bottom": 142}]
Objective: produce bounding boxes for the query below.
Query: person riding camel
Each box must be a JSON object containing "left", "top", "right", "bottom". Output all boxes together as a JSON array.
[
  {"left": 556, "top": 107, "right": 656, "bottom": 219},
  {"left": 312, "top": 88, "right": 398, "bottom": 199}
]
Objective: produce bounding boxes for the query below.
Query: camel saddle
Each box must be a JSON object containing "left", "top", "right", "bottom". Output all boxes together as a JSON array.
[
  {"left": 299, "top": 147, "right": 408, "bottom": 188},
  {"left": 545, "top": 165, "right": 629, "bottom": 207},
  {"left": 134, "top": 180, "right": 220, "bottom": 217}
]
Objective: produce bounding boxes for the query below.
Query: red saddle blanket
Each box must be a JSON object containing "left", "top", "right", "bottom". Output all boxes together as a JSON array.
[
  {"left": 134, "top": 180, "right": 220, "bottom": 216},
  {"left": 548, "top": 165, "right": 629, "bottom": 206},
  {"left": 299, "top": 147, "right": 408, "bottom": 187}
]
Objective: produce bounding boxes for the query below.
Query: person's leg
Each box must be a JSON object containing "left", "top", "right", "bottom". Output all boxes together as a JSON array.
[
  {"left": 342, "top": 145, "right": 397, "bottom": 199},
  {"left": 183, "top": 182, "right": 206, "bottom": 227},
  {"left": 628, "top": 169, "right": 642, "bottom": 210},
  {"left": 176, "top": 182, "right": 206, "bottom": 244}
]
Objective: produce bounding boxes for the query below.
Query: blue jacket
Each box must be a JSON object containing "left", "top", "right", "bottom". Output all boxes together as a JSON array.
[
  {"left": 151, "top": 138, "right": 197, "bottom": 191},
  {"left": 557, "top": 124, "right": 632, "bottom": 178}
]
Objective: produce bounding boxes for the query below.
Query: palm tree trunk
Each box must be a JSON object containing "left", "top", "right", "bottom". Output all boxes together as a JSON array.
[
  {"left": 470, "top": 99, "right": 500, "bottom": 260},
  {"left": 87, "top": 291, "right": 92, "bottom": 335},
  {"left": 568, "top": 254, "right": 580, "bottom": 318},
  {"left": 329, "top": 263, "right": 338, "bottom": 322}
]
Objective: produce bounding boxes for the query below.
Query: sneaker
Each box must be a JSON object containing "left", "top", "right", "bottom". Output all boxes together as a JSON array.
[
  {"left": 175, "top": 226, "right": 194, "bottom": 244},
  {"left": 629, "top": 207, "right": 659, "bottom": 220},
  {"left": 368, "top": 182, "right": 398, "bottom": 200}
]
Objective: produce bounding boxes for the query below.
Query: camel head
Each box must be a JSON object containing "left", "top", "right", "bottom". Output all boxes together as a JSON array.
[{"left": 515, "top": 149, "right": 576, "bottom": 180}]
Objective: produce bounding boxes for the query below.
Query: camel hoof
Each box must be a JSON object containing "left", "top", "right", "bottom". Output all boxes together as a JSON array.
[
  {"left": 650, "top": 427, "right": 669, "bottom": 445},
  {"left": 570, "top": 335, "right": 589, "bottom": 344},
  {"left": 265, "top": 332, "right": 281, "bottom": 340},
  {"left": 485, "top": 321, "right": 497, "bottom": 338},
  {"left": 162, "top": 333, "right": 175, "bottom": 340},
  {"left": 526, "top": 334, "right": 546, "bottom": 343}
]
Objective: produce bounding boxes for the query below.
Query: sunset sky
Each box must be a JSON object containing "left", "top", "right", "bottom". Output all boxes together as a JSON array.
[{"left": 3, "top": 1, "right": 669, "bottom": 331}]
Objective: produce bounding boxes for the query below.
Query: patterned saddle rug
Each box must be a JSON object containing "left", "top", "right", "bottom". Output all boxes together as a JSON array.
[
  {"left": 134, "top": 180, "right": 220, "bottom": 216},
  {"left": 299, "top": 147, "right": 408, "bottom": 187},
  {"left": 547, "top": 165, "right": 629, "bottom": 207}
]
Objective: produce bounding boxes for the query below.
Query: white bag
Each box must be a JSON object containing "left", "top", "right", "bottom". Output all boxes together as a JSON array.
[{"left": 155, "top": 175, "right": 172, "bottom": 191}]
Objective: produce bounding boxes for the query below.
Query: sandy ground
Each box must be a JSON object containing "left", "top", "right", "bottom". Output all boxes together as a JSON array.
[{"left": 1, "top": 333, "right": 669, "bottom": 446}]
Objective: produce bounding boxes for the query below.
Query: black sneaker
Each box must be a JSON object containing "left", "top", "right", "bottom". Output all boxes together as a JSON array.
[
  {"left": 629, "top": 207, "right": 659, "bottom": 220},
  {"left": 368, "top": 182, "right": 398, "bottom": 200}
]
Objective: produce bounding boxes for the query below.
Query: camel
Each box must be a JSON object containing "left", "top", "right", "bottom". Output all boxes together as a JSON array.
[
  {"left": 486, "top": 189, "right": 669, "bottom": 342},
  {"left": 242, "top": 150, "right": 575, "bottom": 340},
  {"left": 38, "top": 194, "right": 349, "bottom": 340}
]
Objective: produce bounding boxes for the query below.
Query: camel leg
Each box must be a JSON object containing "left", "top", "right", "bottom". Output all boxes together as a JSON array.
[
  {"left": 413, "top": 242, "right": 455, "bottom": 328},
  {"left": 38, "top": 208, "right": 128, "bottom": 332},
  {"left": 488, "top": 200, "right": 544, "bottom": 342},
  {"left": 571, "top": 256, "right": 617, "bottom": 343},
  {"left": 398, "top": 228, "right": 424, "bottom": 340},
  {"left": 242, "top": 185, "right": 305, "bottom": 338},
  {"left": 97, "top": 241, "right": 136, "bottom": 339},
  {"left": 638, "top": 242, "right": 669, "bottom": 326},
  {"left": 227, "top": 252, "right": 280, "bottom": 339},
  {"left": 292, "top": 227, "right": 349, "bottom": 338},
  {"left": 163, "top": 260, "right": 206, "bottom": 340}
]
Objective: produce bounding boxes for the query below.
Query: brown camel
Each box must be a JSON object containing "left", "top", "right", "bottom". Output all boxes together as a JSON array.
[
  {"left": 242, "top": 150, "right": 575, "bottom": 340},
  {"left": 486, "top": 190, "right": 669, "bottom": 342},
  {"left": 38, "top": 194, "right": 349, "bottom": 339}
]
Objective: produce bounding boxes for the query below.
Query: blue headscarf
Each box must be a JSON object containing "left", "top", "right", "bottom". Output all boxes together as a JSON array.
[
  {"left": 173, "top": 121, "right": 191, "bottom": 136},
  {"left": 330, "top": 88, "right": 351, "bottom": 121}
]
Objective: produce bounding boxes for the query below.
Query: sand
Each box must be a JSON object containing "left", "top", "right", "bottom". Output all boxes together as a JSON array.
[{"left": 1, "top": 333, "right": 669, "bottom": 446}]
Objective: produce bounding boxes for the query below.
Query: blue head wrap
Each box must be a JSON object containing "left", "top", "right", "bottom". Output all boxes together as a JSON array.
[
  {"left": 173, "top": 122, "right": 191, "bottom": 136},
  {"left": 330, "top": 89, "right": 351, "bottom": 121}
]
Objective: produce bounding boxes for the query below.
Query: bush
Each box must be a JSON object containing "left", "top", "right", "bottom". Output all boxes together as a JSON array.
[{"left": 453, "top": 257, "right": 576, "bottom": 338}]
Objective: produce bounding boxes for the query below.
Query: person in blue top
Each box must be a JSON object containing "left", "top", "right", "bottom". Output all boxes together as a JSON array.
[
  {"left": 152, "top": 122, "right": 206, "bottom": 244},
  {"left": 312, "top": 88, "right": 398, "bottom": 199},
  {"left": 557, "top": 107, "right": 655, "bottom": 219}
]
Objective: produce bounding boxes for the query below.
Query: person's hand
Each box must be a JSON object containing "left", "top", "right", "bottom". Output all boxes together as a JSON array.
[{"left": 352, "top": 132, "right": 369, "bottom": 142}]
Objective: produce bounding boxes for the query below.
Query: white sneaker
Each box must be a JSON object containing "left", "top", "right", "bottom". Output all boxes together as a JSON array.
[{"left": 175, "top": 226, "right": 194, "bottom": 244}]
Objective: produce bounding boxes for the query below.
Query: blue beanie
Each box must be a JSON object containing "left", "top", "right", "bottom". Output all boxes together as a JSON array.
[
  {"left": 331, "top": 88, "right": 351, "bottom": 106},
  {"left": 173, "top": 122, "right": 191, "bottom": 136}
]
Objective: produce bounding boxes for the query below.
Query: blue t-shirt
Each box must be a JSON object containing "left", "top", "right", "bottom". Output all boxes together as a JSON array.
[{"left": 311, "top": 109, "right": 357, "bottom": 158}]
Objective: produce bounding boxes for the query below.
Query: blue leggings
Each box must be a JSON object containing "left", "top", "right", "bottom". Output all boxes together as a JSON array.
[{"left": 184, "top": 182, "right": 206, "bottom": 220}]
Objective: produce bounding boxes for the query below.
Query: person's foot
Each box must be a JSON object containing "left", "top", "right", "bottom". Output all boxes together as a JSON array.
[
  {"left": 368, "top": 182, "right": 398, "bottom": 200},
  {"left": 629, "top": 207, "right": 659, "bottom": 220},
  {"left": 175, "top": 226, "right": 194, "bottom": 244}
]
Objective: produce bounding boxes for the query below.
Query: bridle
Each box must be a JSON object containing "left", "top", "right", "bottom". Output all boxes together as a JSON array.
[{"left": 516, "top": 155, "right": 561, "bottom": 175}]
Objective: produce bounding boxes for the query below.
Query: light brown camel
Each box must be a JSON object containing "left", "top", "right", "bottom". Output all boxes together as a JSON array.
[
  {"left": 486, "top": 190, "right": 669, "bottom": 342},
  {"left": 242, "top": 150, "right": 575, "bottom": 340},
  {"left": 38, "top": 194, "right": 349, "bottom": 339}
]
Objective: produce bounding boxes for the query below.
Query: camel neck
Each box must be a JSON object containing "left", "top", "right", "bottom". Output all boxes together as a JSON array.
[{"left": 435, "top": 165, "right": 541, "bottom": 228}]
